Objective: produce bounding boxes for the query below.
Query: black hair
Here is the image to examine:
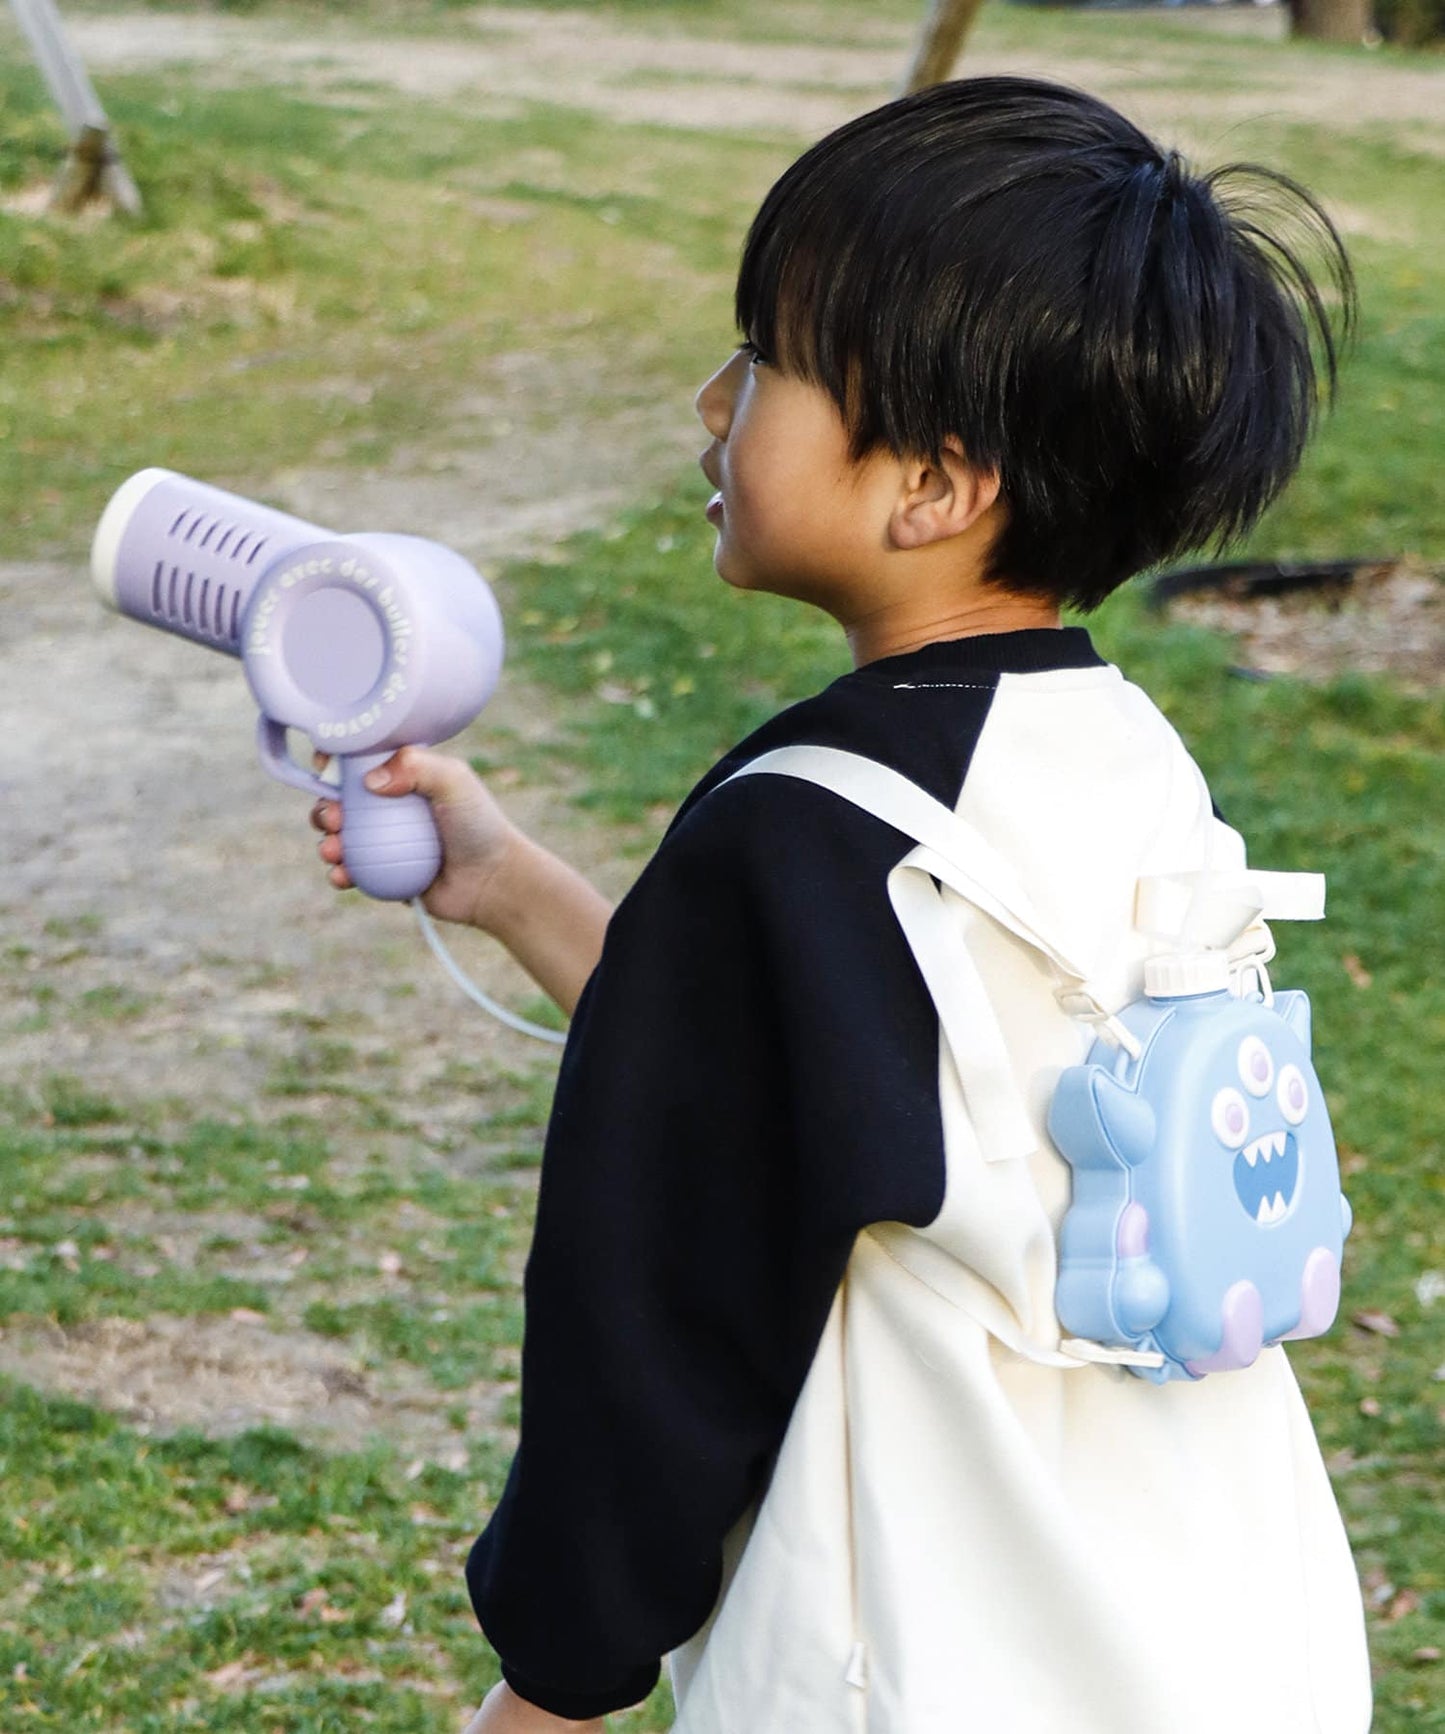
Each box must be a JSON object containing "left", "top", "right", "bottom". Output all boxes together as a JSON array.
[{"left": 735, "top": 77, "right": 1355, "bottom": 611}]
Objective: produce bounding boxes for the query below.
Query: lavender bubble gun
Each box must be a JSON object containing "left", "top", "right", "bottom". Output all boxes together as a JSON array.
[{"left": 92, "top": 468, "right": 504, "bottom": 901}]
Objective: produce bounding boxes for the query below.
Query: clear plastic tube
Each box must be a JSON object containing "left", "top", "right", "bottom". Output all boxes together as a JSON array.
[{"left": 410, "top": 900, "right": 568, "bottom": 1047}]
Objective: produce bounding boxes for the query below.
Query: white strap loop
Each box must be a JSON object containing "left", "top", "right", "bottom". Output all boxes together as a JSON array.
[
  {"left": 1059, "top": 1337, "right": 1167, "bottom": 1370},
  {"left": 1135, "top": 869, "right": 1324, "bottom": 949},
  {"left": 868, "top": 1225, "right": 1166, "bottom": 1370}
]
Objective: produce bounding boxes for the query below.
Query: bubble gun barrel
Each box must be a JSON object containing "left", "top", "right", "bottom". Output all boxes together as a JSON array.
[{"left": 92, "top": 468, "right": 505, "bottom": 900}]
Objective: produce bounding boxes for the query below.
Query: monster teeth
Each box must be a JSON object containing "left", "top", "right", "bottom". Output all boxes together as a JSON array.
[
  {"left": 1255, "top": 1192, "right": 1289, "bottom": 1226},
  {"left": 1243, "top": 1132, "right": 1288, "bottom": 1168}
]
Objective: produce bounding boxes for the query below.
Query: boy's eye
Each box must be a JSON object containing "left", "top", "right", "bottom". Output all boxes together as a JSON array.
[{"left": 739, "top": 340, "right": 770, "bottom": 367}]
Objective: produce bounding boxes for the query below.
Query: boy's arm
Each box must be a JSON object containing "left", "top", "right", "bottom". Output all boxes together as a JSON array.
[{"left": 311, "top": 746, "right": 612, "bottom": 1014}]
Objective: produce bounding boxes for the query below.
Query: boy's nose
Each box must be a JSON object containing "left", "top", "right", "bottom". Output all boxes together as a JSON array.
[{"left": 694, "top": 352, "right": 743, "bottom": 440}]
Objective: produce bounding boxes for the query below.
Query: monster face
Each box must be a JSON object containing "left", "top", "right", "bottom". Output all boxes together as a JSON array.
[
  {"left": 1213, "top": 1031, "right": 1311, "bottom": 1229},
  {"left": 1050, "top": 987, "right": 1350, "bottom": 1382}
]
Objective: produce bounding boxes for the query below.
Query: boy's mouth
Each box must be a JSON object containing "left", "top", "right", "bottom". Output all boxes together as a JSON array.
[{"left": 705, "top": 492, "right": 724, "bottom": 522}]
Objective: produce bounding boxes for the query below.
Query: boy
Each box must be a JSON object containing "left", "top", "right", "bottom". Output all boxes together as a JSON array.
[{"left": 313, "top": 78, "right": 1370, "bottom": 1733}]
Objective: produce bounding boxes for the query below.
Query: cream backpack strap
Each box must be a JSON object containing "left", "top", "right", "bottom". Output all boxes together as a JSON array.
[
  {"left": 724, "top": 747, "right": 1328, "bottom": 1380},
  {"left": 726, "top": 745, "right": 1118, "bottom": 1166},
  {"left": 727, "top": 747, "right": 1167, "bottom": 1370},
  {"left": 884, "top": 860, "right": 1037, "bottom": 1164},
  {"left": 867, "top": 1223, "right": 1164, "bottom": 1370},
  {"left": 733, "top": 748, "right": 1089, "bottom": 978}
]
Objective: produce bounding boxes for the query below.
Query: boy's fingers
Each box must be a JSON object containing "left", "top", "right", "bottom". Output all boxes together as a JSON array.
[
  {"left": 310, "top": 799, "right": 342, "bottom": 834},
  {"left": 318, "top": 834, "right": 343, "bottom": 866},
  {"left": 363, "top": 745, "right": 476, "bottom": 804},
  {"left": 328, "top": 862, "right": 353, "bottom": 890}
]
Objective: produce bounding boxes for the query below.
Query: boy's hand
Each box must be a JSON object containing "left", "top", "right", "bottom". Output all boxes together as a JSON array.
[
  {"left": 311, "top": 746, "right": 519, "bottom": 931},
  {"left": 310, "top": 745, "right": 613, "bottom": 1015},
  {"left": 461, "top": 1682, "right": 606, "bottom": 1734}
]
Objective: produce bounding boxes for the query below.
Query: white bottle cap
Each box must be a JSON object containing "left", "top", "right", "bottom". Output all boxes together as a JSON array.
[{"left": 1145, "top": 951, "right": 1231, "bottom": 999}]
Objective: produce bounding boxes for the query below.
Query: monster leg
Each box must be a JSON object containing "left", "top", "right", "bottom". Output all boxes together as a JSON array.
[
  {"left": 1281, "top": 1247, "right": 1341, "bottom": 1341},
  {"left": 1185, "top": 1281, "right": 1265, "bottom": 1376}
]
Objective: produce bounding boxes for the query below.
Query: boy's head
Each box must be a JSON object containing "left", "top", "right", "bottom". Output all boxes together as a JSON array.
[{"left": 734, "top": 77, "right": 1354, "bottom": 612}]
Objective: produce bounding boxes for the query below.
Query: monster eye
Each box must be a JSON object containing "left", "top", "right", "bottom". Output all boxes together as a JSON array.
[
  {"left": 1277, "top": 1064, "right": 1309, "bottom": 1126},
  {"left": 1237, "top": 1035, "right": 1274, "bottom": 1097},
  {"left": 1211, "top": 1087, "right": 1250, "bottom": 1149}
]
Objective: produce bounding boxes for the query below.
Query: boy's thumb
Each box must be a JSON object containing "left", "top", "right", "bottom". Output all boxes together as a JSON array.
[
  {"left": 362, "top": 747, "right": 425, "bottom": 796},
  {"left": 363, "top": 746, "right": 466, "bottom": 804}
]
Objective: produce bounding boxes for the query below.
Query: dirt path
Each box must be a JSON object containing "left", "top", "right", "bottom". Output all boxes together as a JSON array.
[{"left": 63, "top": 3, "right": 1445, "bottom": 147}]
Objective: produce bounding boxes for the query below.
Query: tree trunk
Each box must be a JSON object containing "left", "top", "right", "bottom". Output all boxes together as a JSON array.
[
  {"left": 900, "top": 0, "right": 990, "bottom": 95},
  {"left": 1289, "top": 0, "right": 1374, "bottom": 43}
]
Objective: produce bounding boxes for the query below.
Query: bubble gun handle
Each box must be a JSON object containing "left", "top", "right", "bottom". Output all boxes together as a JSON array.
[{"left": 255, "top": 721, "right": 442, "bottom": 900}]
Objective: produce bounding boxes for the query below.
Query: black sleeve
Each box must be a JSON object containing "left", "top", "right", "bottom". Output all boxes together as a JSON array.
[{"left": 466, "top": 773, "right": 946, "bottom": 1718}]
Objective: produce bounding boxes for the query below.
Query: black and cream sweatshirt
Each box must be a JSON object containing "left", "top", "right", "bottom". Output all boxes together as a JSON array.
[{"left": 466, "top": 627, "right": 1108, "bottom": 1717}]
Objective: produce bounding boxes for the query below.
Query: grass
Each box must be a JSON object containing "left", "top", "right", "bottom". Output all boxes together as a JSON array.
[
  {"left": 0, "top": 1104, "right": 675, "bottom": 1729},
  {"left": 0, "top": 1109, "right": 574, "bottom": 1728},
  {"left": 2, "top": 1, "right": 1443, "bottom": 1726},
  {"left": 0, "top": 1380, "right": 503, "bottom": 1730}
]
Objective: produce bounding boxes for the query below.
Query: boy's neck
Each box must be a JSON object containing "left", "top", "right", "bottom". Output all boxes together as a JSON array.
[{"left": 844, "top": 590, "right": 1062, "bottom": 668}]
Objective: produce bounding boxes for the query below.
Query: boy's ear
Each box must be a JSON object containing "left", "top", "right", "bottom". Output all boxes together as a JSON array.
[{"left": 888, "top": 438, "right": 1002, "bottom": 551}]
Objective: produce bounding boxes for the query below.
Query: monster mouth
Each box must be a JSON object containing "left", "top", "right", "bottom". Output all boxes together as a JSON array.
[{"left": 1233, "top": 1130, "right": 1300, "bottom": 1226}]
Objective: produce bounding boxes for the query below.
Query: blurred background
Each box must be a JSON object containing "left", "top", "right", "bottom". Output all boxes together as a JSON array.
[{"left": 1, "top": 2, "right": 1441, "bottom": 1727}]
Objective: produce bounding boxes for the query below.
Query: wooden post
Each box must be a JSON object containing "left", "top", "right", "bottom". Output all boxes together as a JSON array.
[
  {"left": 7, "top": 0, "right": 142, "bottom": 215},
  {"left": 900, "top": 0, "right": 990, "bottom": 95}
]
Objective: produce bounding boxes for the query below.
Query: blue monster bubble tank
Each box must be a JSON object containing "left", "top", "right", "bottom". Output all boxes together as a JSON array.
[{"left": 1050, "top": 982, "right": 1351, "bottom": 1383}]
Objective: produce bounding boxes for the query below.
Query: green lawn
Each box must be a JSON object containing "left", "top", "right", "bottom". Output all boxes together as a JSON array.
[{"left": 2, "top": 2, "right": 1442, "bottom": 1726}]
